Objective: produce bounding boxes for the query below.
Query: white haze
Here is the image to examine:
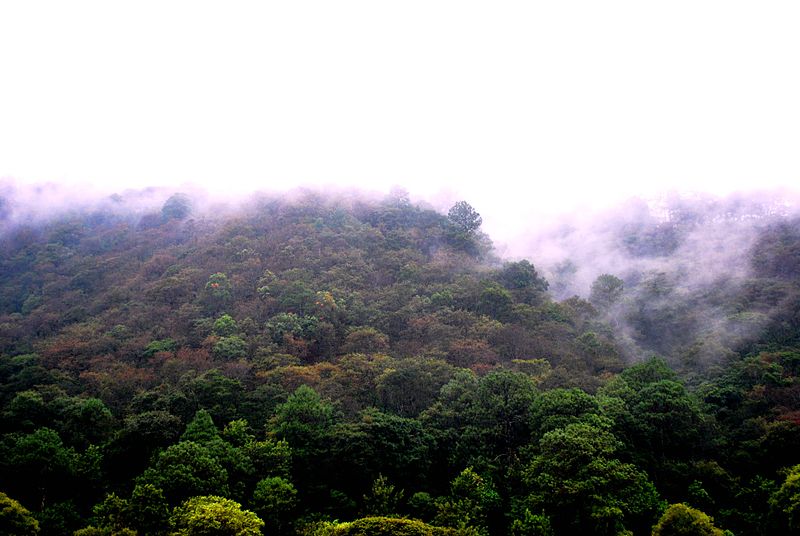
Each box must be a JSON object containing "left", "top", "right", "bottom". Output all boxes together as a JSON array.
[{"left": 2, "top": 1, "right": 800, "bottom": 248}]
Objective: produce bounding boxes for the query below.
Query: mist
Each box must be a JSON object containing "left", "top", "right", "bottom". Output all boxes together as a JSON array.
[{"left": 4, "top": 176, "right": 800, "bottom": 373}]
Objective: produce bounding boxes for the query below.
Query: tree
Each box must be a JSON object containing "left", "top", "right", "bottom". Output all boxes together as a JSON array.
[
  {"left": 169, "top": 496, "right": 263, "bottom": 536},
  {"left": 589, "top": 274, "right": 624, "bottom": 310},
  {"left": 362, "top": 474, "right": 404, "bottom": 517},
  {"left": 88, "top": 492, "right": 132, "bottom": 534},
  {"left": 212, "top": 336, "right": 248, "bottom": 361},
  {"left": 105, "top": 411, "right": 183, "bottom": 483},
  {"left": 448, "top": 201, "right": 482, "bottom": 234},
  {"left": 205, "top": 273, "right": 233, "bottom": 309},
  {"left": 161, "top": 193, "right": 193, "bottom": 221},
  {"left": 463, "top": 369, "right": 538, "bottom": 461},
  {"left": 770, "top": 464, "right": 800, "bottom": 534},
  {"left": 477, "top": 282, "right": 514, "bottom": 321},
  {"left": 251, "top": 476, "right": 297, "bottom": 534},
  {"left": 434, "top": 467, "right": 500, "bottom": 535},
  {"left": 129, "top": 483, "right": 170, "bottom": 536},
  {"left": 271, "top": 385, "right": 336, "bottom": 493},
  {"left": 136, "top": 441, "right": 229, "bottom": 506},
  {"left": 377, "top": 357, "right": 457, "bottom": 418},
  {"left": 510, "top": 509, "right": 553, "bottom": 536},
  {"left": 529, "top": 387, "right": 605, "bottom": 440},
  {"left": 60, "top": 397, "right": 115, "bottom": 448},
  {"left": 181, "top": 409, "right": 220, "bottom": 443},
  {"left": 308, "top": 516, "right": 457, "bottom": 535},
  {"left": 213, "top": 314, "right": 239, "bottom": 337},
  {"left": 341, "top": 327, "right": 390, "bottom": 354},
  {"left": 0, "top": 491, "right": 39, "bottom": 535},
  {"left": 652, "top": 503, "right": 725, "bottom": 536},
  {"left": 523, "top": 422, "right": 661, "bottom": 536},
  {"left": 0, "top": 427, "right": 77, "bottom": 509}
]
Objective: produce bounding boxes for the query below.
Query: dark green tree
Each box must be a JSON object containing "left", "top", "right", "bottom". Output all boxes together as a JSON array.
[
  {"left": 252, "top": 476, "right": 297, "bottom": 534},
  {"left": 523, "top": 422, "right": 662, "bottom": 536},
  {"left": 136, "top": 441, "right": 229, "bottom": 506},
  {"left": 448, "top": 201, "right": 482, "bottom": 234}
]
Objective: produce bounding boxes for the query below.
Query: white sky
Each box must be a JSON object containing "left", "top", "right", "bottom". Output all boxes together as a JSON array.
[{"left": 1, "top": 1, "right": 799, "bottom": 241}]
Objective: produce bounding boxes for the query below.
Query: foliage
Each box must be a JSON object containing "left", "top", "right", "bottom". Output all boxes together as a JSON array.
[
  {"left": 0, "top": 491, "right": 39, "bottom": 535},
  {"left": 770, "top": 464, "right": 800, "bottom": 534},
  {"left": 0, "top": 190, "right": 798, "bottom": 534},
  {"left": 252, "top": 476, "right": 297, "bottom": 533},
  {"left": 307, "top": 516, "right": 458, "bottom": 535},
  {"left": 169, "top": 495, "right": 263, "bottom": 536},
  {"left": 652, "top": 503, "right": 725, "bottom": 536},
  {"left": 447, "top": 202, "right": 482, "bottom": 234}
]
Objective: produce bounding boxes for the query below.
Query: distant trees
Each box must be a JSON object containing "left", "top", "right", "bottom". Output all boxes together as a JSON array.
[
  {"left": 161, "top": 193, "right": 193, "bottom": 221},
  {"left": 1, "top": 189, "right": 798, "bottom": 535},
  {"left": 589, "top": 273, "right": 624, "bottom": 310}
]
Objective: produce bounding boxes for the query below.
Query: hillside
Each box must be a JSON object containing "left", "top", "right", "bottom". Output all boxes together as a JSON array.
[{"left": 0, "top": 189, "right": 798, "bottom": 535}]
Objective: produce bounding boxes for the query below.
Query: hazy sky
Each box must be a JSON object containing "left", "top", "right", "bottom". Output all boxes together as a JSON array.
[{"left": 1, "top": 1, "right": 799, "bottom": 238}]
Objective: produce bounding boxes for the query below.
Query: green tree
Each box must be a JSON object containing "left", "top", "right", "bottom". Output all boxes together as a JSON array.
[
  {"left": 448, "top": 201, "right": 482, "bottom": 234},
  {"left": 213, "top": 314, "right": 239, "bottom": 337},
  {"left": 60, "top": 397, "right": 115, "bottom": 448},
  {"left": 265, "top": 312, "right": 319, "bottom": 344},
  {"left": 589, "top": 274, "right": 624, "bottom": 310},
  {"left": 377, "top": 357, "right": 457, "bottom": 418},
  {"left": 0, "top": 427, "right": 77, "bottom": 509},
  {"left": 105, "top": 411, "right": 183, "bottom": 483},
  {"left": 169, "top": 495, "right": 263, "bottom": 536},
  {"left": 143, "top": 338, "right": 179, "bottom": 358},
  {"left": 271, "top": 385, "right": 336, "bottom": 494},
  {"left": 242, "top": 438, "right": 292, "bottom": 480},
  {"left": 252, "top": 476, "right": 297, "bottom": 534},
  {"left": 212, "top": 336, "right": 248, "bottom": 360},
  {"left": 529, "top": 388, "right": 605, "bottom": 440},
  {"left": 0, "top": 491, "right": 39, "bottom": 535},
  {"left": 476, "top": 282, "right": 514, "bottom": 321},
  {"left": 129, "top": 483, "right": 170, "bottom": 536},
  {"left": 308, "top": 516, "right": 457, "bottom": 535},
  {"left": 137, "top": 441, "right": 229, "bottom": 506},
  {"left": 181, "top": 409, "right": 220, "bottom": 443},
  {"left": 462, "top": 369, "right": 538, "bottom": 464},
  {"left": 89, "top": 492, "right": 132, "bottom": 534},
  {"left": 434, "top": 467, "right": 500, "bottom": 535},
  {"left": 341, "top": 326, "right": 390, "bottom": 354},
  {"left": 510, "top": 509, "right": 553, "bottom": 536},
  {"left": 770, "top": 464, "right": 800, "bottom": 534},
  {"left": 652, "top": 503, "right": 724, "bottom": 536},
  {"left": 523, "top": 422, "right": 661, "bottom": 536},
  {"left": 362, "top": 474, "right": 404, "bottom": 517},
  {"left": 205, "top": 273, "right": 233, "bottom": 309}
]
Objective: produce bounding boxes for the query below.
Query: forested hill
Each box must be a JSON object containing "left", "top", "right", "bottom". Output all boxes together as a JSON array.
[{"left": 0, "top": 189, "right": 798, "bottom": 535}]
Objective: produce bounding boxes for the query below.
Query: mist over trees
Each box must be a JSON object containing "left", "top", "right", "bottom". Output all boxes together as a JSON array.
[{"left": 0, "top": 185, "right": 798, "bottom": 535}]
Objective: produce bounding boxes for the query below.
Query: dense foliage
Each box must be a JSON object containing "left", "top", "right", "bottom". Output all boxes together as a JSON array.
[{"left": 0, "top": 190, "right": 798, "bottom": 535}]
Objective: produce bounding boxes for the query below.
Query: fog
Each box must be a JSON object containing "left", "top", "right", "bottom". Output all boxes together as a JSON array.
[{"left": 2, "top": 2, "right": 799, "bottom": 233}]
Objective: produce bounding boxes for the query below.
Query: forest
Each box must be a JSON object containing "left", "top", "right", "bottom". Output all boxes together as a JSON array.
[{"left": 0, "top": 187, "right": 798, "bottom": 535}]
